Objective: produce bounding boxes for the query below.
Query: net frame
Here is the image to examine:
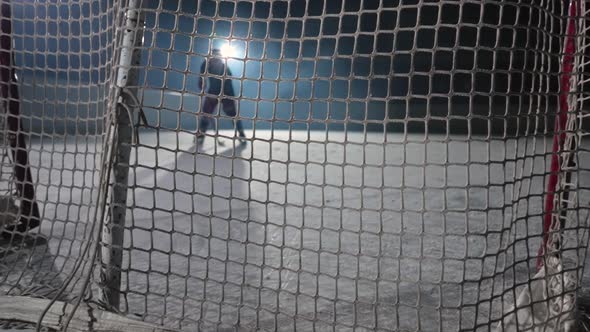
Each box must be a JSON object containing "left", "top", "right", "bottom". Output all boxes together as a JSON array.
[{"left": 498, "top": 1, "right": 584, "bottom": 330}]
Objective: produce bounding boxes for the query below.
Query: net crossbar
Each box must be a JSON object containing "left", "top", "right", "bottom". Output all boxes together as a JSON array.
[{"left": 0, "top": 0, "right": 590, "bottom": 331}]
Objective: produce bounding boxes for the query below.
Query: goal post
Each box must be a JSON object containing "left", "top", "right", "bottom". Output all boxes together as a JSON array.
[
  {"left": 0, "top": 0, "right": 590, "bottom": 331},
  {"left": 500, "top": 0, "right": 584, "bottom": 329},
  {"left": 99, "top": 0, "right": 145, "bottom": 311}
]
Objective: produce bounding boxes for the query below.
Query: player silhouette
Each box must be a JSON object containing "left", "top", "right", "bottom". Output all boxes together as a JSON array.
[{"left": 197, "top": 48, "right": 246, "bottom": 145}]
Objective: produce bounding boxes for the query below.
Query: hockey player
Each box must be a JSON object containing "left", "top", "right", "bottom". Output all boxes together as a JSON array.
[{"left": 197, "top": 48, "right": 246, "bottom": 145}]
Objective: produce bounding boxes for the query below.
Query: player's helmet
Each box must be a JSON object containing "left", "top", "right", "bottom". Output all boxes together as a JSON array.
[{"left": 212, "top": 48, "right": 222, "bottom": 56}]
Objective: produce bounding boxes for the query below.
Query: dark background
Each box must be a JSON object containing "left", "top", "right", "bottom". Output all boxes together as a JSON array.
[{"left": 11, "top": 0, "right": 567, "bottom": 136}]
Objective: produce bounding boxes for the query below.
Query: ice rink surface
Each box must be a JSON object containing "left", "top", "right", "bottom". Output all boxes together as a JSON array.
[{"left": 2, "top": 129, "right": 590, "bottom": 331}]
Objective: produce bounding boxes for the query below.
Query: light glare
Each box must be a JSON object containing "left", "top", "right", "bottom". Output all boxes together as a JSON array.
[{"left": 220, "top": 44, "right": 236, "bottom": 58}]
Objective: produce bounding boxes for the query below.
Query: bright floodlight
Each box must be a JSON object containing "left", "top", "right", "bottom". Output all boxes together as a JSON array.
[{"left": 220, "top": 44, "right": 236, "bottom": 58}]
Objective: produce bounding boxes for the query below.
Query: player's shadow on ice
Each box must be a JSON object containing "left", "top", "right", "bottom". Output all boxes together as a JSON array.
[
  {"left": 192, "top": 138, "right": 248, "bottom": 157},
  {"left": 218, "top": 141, "right": 248, "bottom": 157}
]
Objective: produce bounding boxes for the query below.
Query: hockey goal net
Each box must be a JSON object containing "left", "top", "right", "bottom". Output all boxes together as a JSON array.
[{"left": 0, "top": 0, "right": 589, "bottom": 331}]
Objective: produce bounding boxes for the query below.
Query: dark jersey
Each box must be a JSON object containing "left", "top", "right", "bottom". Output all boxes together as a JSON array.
[{"left": 200, "top": 57, "right": 234, "bottom": 96}]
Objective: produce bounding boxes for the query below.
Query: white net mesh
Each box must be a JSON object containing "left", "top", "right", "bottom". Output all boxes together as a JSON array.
[
  {"left": 0, "top": 0, "right": 112, "bottom": 311},
  {"left": 0, "top": 0, "right": 590, "bottom": 331}
]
